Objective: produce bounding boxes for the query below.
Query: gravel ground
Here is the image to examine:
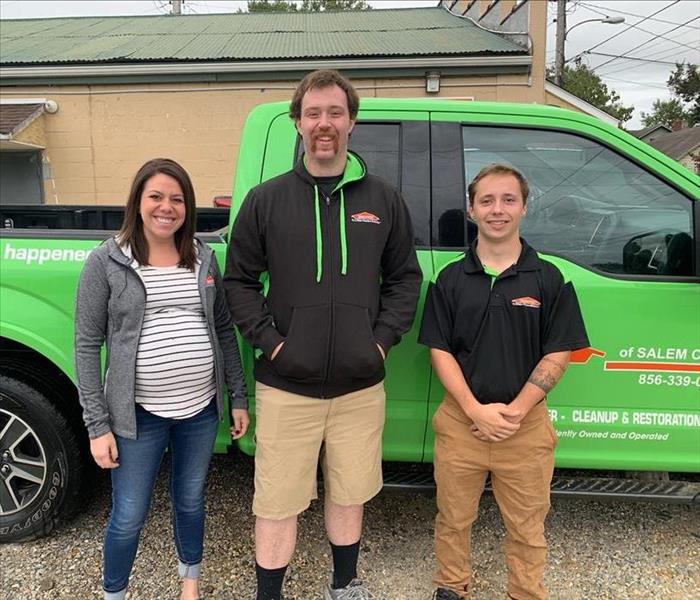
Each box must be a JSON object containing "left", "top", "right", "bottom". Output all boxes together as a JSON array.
[{"left": 1, "top": 453, "right": 698, "bottom": 600}]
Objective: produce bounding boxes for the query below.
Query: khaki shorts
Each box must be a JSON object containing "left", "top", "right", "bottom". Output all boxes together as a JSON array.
[{"left": 252, "top": 381, "right": 385, "bottom": 520}]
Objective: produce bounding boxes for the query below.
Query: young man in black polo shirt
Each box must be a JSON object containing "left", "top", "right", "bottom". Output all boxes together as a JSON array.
[{"left": 419, "top": 164, "right": 589, "bottom": 600}]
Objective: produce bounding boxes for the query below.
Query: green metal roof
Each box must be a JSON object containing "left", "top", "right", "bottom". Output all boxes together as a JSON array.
[{"left": 0, "top": 8, "right": 526, "bottom": 65}]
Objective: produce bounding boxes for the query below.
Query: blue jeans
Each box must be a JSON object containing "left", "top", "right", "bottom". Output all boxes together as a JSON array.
[{"left": 102, "top": 400, "right": 218, "bottom": 598}]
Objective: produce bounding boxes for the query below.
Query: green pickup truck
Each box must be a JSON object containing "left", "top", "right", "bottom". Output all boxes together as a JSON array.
[{"left": 1, "top": 99, "right": 699, "bottom": 543}]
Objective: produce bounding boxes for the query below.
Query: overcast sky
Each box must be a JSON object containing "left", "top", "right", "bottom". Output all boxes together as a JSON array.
[{"left": 1, "top": 0, "right": 698, "bottom": 127}]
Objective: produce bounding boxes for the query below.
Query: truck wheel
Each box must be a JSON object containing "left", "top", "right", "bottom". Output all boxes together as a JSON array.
[{"left": 0, "top": 376, "right": 82, "bottom": 542}]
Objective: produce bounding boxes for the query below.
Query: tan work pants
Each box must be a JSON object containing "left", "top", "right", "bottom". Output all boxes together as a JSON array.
[{"left": 433, "top": 396, "right": 558, "bottom": 600}]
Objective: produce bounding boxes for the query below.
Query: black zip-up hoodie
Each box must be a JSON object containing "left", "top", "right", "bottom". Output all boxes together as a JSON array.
[{"left": 224, "top": 151, "right": 421, "bottom": 399}]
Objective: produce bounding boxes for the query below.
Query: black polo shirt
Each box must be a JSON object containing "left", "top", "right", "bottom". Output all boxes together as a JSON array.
[{"left": 419, "top": 238, "right": 589, "bottom": 405}]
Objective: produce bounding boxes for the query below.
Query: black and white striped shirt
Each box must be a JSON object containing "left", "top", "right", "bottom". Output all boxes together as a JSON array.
[{"left": 134, "top": 265, "right": 216, "bottom": 419}]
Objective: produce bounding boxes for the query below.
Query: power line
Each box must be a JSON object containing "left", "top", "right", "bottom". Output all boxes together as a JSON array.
[
  {"left": 579, "top": 1, "right": 698, "bottom": 29},
  {"left": 200, "top": 1, "right": 213, "bottom": 12},
  {"left": 194, "top": 2, "right": 246, "bottom": 9},
  {"left": 603, "top": 76, "right": 669, "bottom": 90},
  {"left": 595, "top": 34, "right": 699, "bottom": 70},
  {"left": 600, "top": 63, "right": 672, "bottom": 78},
  {"left": 186, "top": 0, "right": 224, "bottom": 12},
  {"left": 622, "top": 21, "right": 699, "bottom": 53},
  {"left": 623, "top": 28, "right": 700, "bottom": 59},
  {"left": 597, "top": 43, "right": 698, "bottom": 77},
  {"left": 152, "top": 0, "right": 169, "bottom": 14},
  {"left": 586, "top": 51, "right": 682, "bottom": 66},
  {"left": 584, "top": 1, "right": 681, "bottom": 55},
  {"left": 570, "top": 23, "right": 698, "bottom": 64},
  {"left": 592, "top": 15, "right": 700, "bottom": 71},
  {"left": 598, "top": 46, "right": 698, "bottom": 77},
  {"left": 629, "top": 37, "right": 699, "bottom": 62},
  {"left": 547, "top": 0, "right": 584, "bottom": 28},
  {"left": 567, "top": 1, "right": 583, "bottom": 15},
  {"left": 558, "top": 42, "right": 695, "bottom": 79}
]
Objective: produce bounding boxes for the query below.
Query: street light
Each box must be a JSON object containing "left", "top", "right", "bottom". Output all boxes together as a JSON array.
[
  {"left": 554, "top": 13, "right": 625, "bottom": 86},
  {"left": 565, "top": 16, "right": 625, "bottom": 38}
]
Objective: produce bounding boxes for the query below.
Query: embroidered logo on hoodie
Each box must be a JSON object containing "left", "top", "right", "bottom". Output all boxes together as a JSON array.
[
  {"left": 511, "top": 296, "right": 541, "bottom": 308},
  {"left": 351, "top": 211, "right": 381, "bottom": 224}
]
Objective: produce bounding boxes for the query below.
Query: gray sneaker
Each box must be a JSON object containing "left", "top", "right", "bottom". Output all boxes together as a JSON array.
[{"left": 323, "top": 578, "right": 375, "bottom": 600}]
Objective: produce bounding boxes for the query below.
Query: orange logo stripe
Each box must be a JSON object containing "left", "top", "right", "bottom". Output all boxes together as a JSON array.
[{"left": 604, "top": 361, "right": 700, "bottom": 373}]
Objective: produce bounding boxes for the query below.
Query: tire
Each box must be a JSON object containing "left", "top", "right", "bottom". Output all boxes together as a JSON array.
[{"left": 0, "top": 375, "right": 83, "bottom": 542}]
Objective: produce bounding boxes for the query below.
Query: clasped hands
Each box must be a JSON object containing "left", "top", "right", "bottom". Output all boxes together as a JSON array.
[{"left": 468, "top": 402, "right": 523, "bottom": 442}]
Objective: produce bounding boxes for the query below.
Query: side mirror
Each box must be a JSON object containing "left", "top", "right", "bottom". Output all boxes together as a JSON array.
[{"left": 623, "top": 231, "right": 692, "bottom": 276}]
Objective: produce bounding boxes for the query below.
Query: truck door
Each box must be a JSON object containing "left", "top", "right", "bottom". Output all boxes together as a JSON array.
[
  {"left": 348, "top": 112, "right": 432, "bottom": 461},
  {"left": 427, "top": 115, "right": 700, "bottom": 472}
]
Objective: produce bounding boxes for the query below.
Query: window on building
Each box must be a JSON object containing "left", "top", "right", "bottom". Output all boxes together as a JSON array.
[{"left": 0, "top": 151, "right": 44, "bottom": 205}]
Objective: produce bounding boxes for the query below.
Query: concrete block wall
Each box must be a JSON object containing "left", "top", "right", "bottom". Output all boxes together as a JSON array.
[
  {"left": 4, "top": 69, "right": 545, "bottom": 207},
  {"left": 3, "top": 83, "right": 294, "bottom": 206}
]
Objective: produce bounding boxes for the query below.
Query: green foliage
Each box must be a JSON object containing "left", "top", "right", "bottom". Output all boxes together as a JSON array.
[
  {"left": 547, "top": 61, "right": 633, "bottom": 124},
  {"left": 244, "top": 0, "right": 370, "bottom": 11},
  {"left": 640, "top": 99, "right": 688, "bottom": 128},
  {"left": 244, "top": 0, "right": 297, "bottom": 12},
  {"left": 301, "top": 0, "right": 370, "bottom": 8},
  {"left": 638, "top": 64, "right": 698, "bottom": 128},
  {"left": 667, "top": 63, "right": 699, "bottom": 125}
]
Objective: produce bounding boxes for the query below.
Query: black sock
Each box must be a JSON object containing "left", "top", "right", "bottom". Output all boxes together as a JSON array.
[
  {"left": 330, "top": 540, "right": 360, "bottom": 589},
  {"left": 256, "top": 563, "right": 287, "bottom": 600}
]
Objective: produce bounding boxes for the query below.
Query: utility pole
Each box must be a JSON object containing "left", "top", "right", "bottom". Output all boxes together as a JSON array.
[
  {"left": 170, "top": 0, "right": 183, "bottom": 15},
  {"left": 554, "top": 0, "right": 566, "bottom": 87}
]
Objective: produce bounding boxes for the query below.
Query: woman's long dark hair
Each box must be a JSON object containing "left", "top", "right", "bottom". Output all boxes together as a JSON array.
[{"left": 117, "top": 158, "right": 197, "bottom": 270}]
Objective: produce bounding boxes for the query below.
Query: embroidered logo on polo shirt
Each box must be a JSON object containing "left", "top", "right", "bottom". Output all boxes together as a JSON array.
[
  {"left": 351, "top": 211, "right": 381, "bottom": 224},
  {"left": 511, "top": 296, "right": 541, "bottom": 308},
  {"left": 205, "top": 274, "right": 215, "bottom": 285}
]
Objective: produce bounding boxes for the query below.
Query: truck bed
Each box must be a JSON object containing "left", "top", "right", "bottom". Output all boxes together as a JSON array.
[{"left": 1, "top": 204, "right": 228, "bottom": 233}]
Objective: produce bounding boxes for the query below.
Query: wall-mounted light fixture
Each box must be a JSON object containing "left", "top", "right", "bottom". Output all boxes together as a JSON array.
[{"left": 425, "top": 71, "right": 440, "bottom": 94}]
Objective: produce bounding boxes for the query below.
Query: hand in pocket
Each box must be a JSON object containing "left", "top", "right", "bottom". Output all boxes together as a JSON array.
[{"left": 271, "top": 341, "right": 285, "bottom": 360}]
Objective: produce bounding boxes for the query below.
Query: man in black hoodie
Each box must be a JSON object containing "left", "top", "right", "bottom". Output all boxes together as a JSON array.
[{"left": 224, "top": 70, "right": 421, "bottom": 600}]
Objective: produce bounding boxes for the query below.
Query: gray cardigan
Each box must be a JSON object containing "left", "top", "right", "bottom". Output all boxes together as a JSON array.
[{"left": 74, "top": 237, "right": 246, "bottom": 440}]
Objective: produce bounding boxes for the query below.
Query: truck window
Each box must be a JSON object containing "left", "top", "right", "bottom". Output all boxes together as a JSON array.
[
  {"left": 351, "top": 122, "right": 429, "bottom": 246},
  {"left": 296, "top": 121, "right": 430, "bottom": 246},
  {"left": 350, "top": 123, "right": 400, "bottom": 188},
  {"left": 458, "top": 126, "right": 695, "bottom": 277}
]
